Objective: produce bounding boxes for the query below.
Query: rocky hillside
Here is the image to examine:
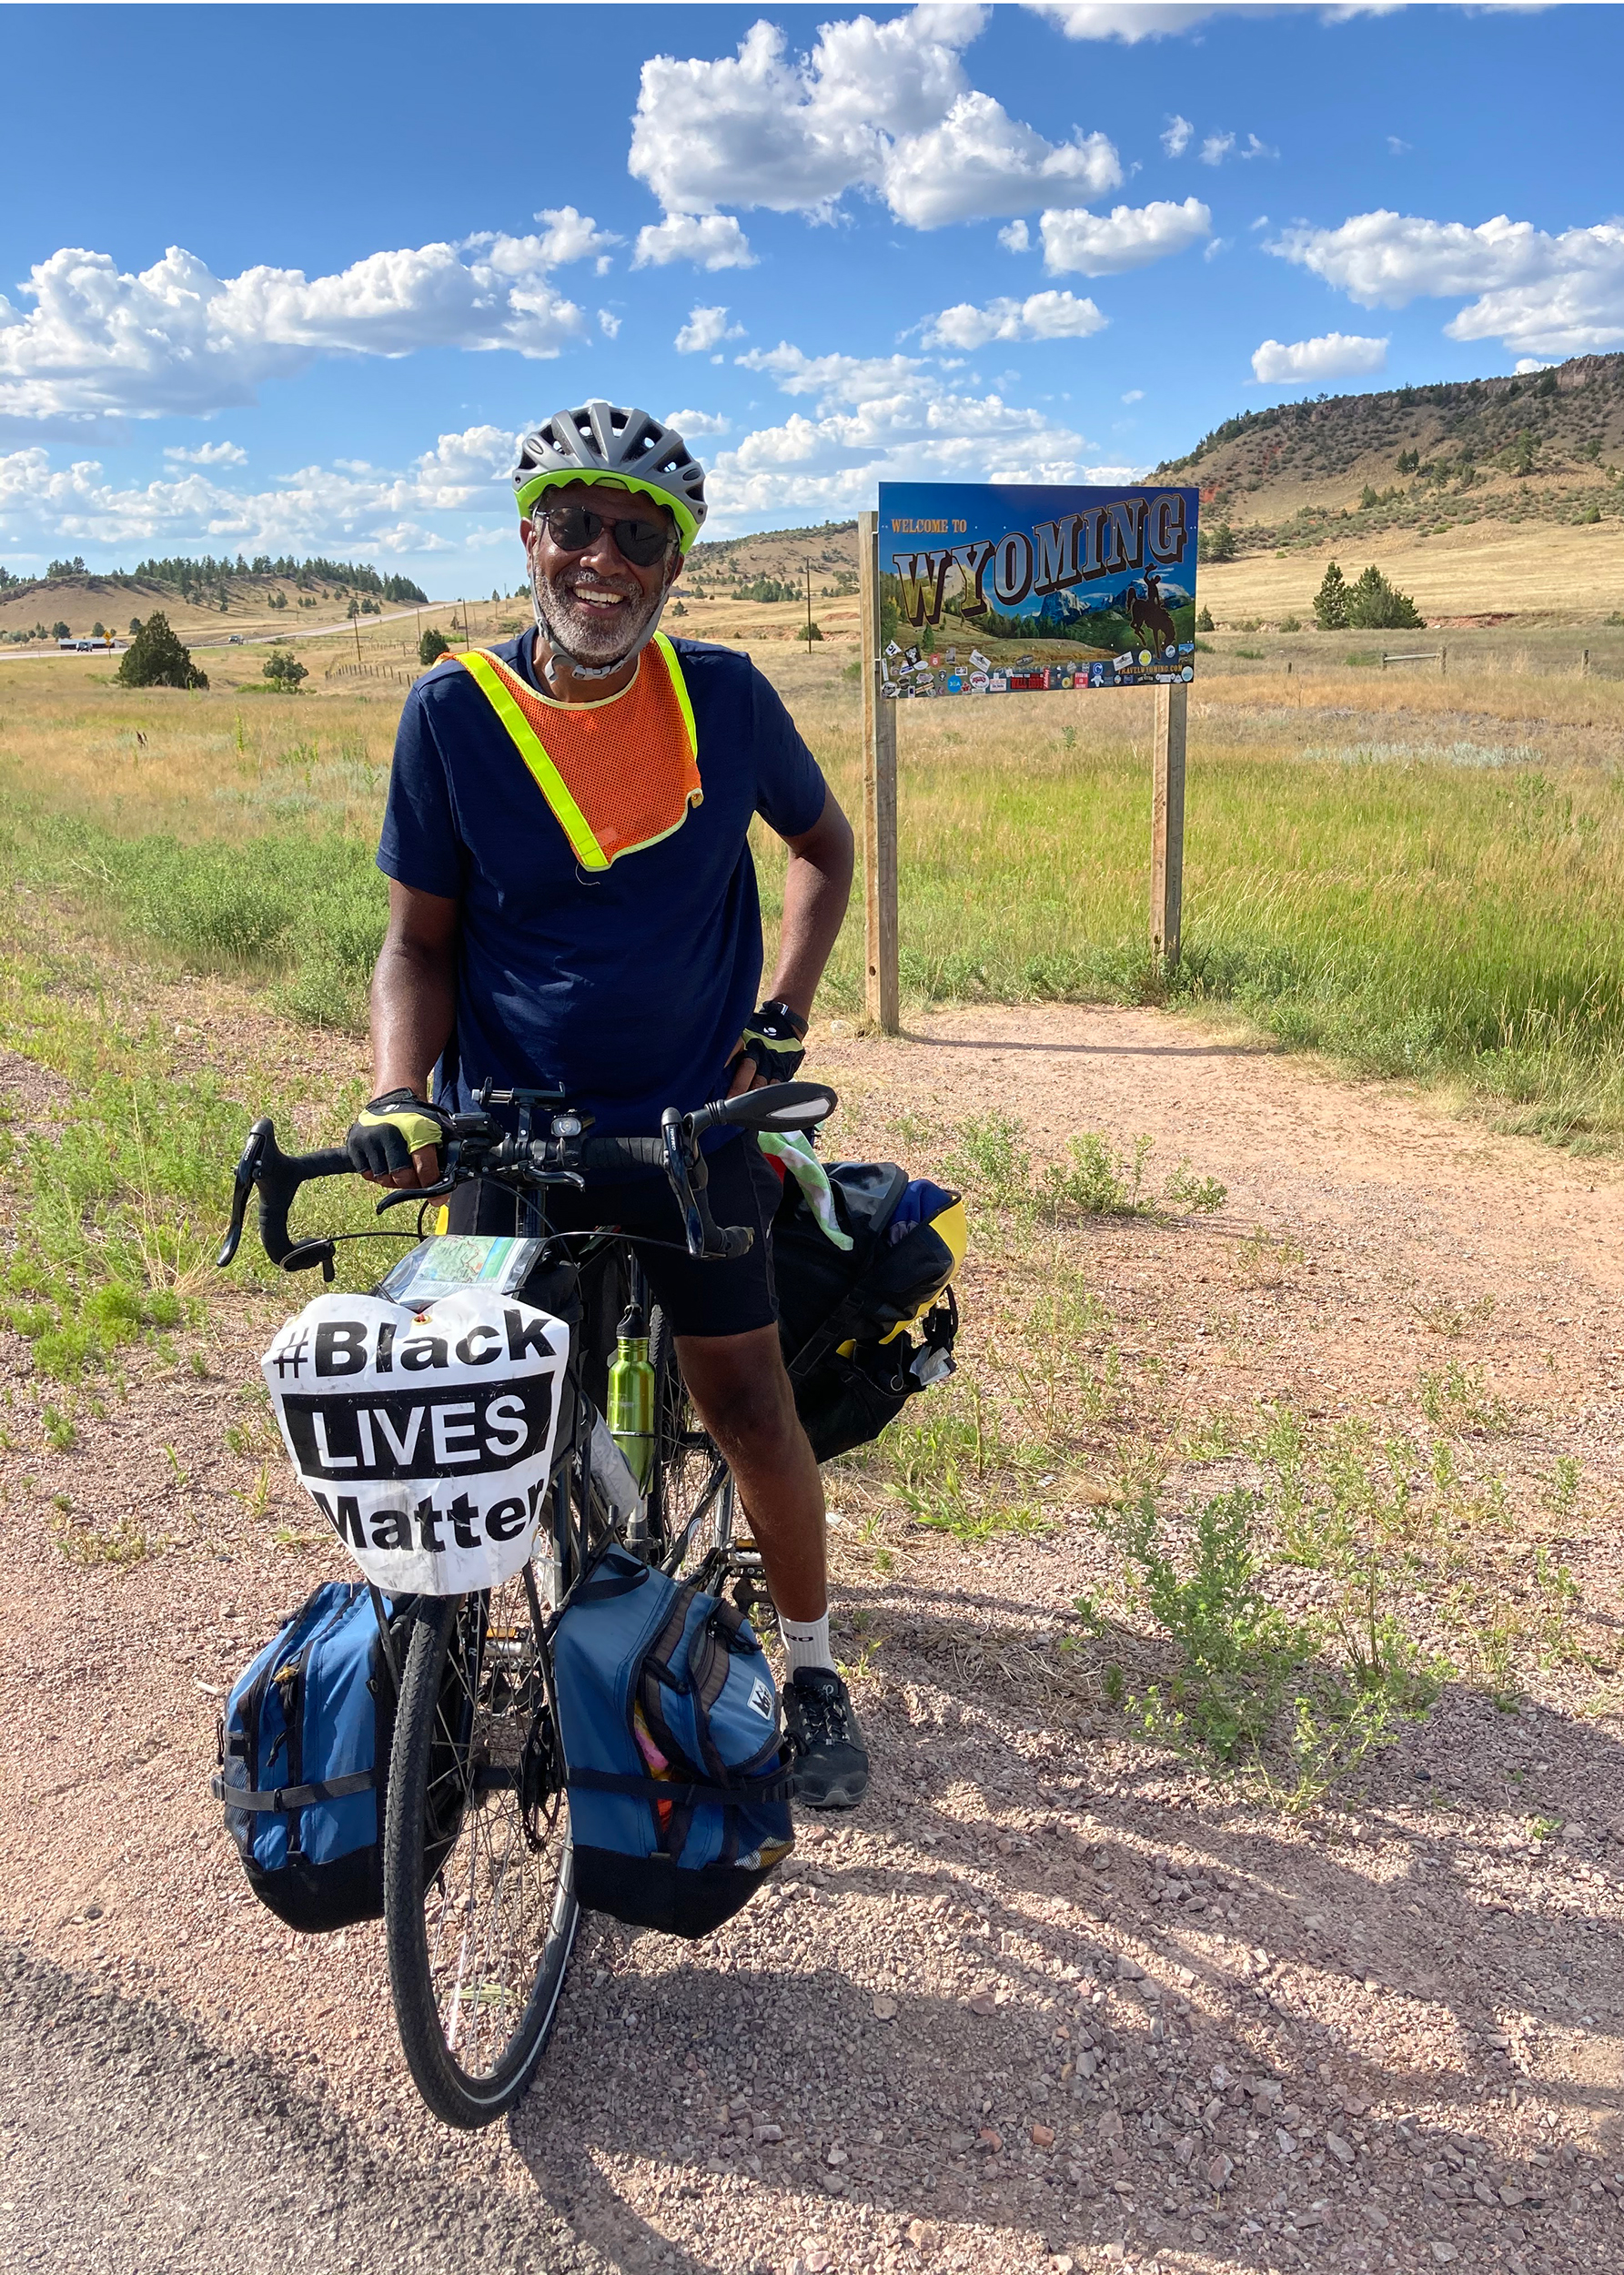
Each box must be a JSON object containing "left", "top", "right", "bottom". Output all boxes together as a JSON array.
[{"left": 1159, "top": 352, "right": 1624, "bottom": 560}]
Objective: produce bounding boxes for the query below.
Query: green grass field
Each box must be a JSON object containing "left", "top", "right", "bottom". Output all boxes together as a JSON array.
[{"left": 5, "top": 632, "right": 1624, "bottom": 1149}]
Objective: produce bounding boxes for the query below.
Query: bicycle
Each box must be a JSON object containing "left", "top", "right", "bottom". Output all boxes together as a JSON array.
[{"left": 217, "top": 1075, "right": 836, "bottom": 2128}]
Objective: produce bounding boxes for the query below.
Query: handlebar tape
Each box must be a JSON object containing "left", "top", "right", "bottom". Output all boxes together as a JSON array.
[
  {"left": 579, "top": 1135, "right": 671, "bottom": 1173},
  {"left": 257, "top": 1145, "right": 352, "bottom": 1266}
]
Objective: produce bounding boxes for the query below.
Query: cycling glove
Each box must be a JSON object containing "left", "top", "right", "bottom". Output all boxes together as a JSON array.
[
  {"left": 346, "top": 1089, "right": 453, "bottom": 1179},
  {"left": 734, "top": 1000, "right": 809, "bottom": 1087}
]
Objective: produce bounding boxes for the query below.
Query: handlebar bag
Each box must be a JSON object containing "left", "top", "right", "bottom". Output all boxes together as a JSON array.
[
  {"left": 773, "top": 1162, "right": 966, "bottom": 1461},
  {"left": 262, "top": 1288, "right": 570, "bottom": 1597},
  {"left": 212, "top": 1582, "right": 416, "bottom": 1934},
  {"left": 553, "top": 1547, "right": 794, "bottom": 1938}
]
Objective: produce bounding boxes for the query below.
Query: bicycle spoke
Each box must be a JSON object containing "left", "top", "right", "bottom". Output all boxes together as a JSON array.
[{"left": 404, "top": 1575, "right": 573, "bottom": 2092}]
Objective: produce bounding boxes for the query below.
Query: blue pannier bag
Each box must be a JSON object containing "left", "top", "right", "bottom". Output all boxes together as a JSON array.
[
  {"left": 554, "top": 1547, "right": 794, "bottom": 1938},
  {"left": 213, "top": 1580, "right": 411, "bottom": 1934}
]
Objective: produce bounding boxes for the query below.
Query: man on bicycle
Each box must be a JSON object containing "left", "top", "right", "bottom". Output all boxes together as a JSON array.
[{"left": 348, "top": 400, "right": 867, "bottom": 1809}]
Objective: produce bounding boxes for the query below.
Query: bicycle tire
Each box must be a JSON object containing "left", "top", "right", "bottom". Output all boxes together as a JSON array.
[
  {"left": 648, "top": 1302, "right": 737, "bottom": 1582},
  {"left": 383, "top": 1577, "right": 578, "bottom": 2129}
]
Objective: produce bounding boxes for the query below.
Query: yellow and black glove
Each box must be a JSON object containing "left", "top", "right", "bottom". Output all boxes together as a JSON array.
[
  {"left": 735, "top": 999, "right": 809, "bottom": 1087},
  {"left": 346, "top": 1089, "right": 453, "bottom": 1180}
]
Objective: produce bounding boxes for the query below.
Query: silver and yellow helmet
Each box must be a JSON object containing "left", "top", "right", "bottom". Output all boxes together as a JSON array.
[{"left": 513, "top": 402, "right": 708, "bottom": 551}]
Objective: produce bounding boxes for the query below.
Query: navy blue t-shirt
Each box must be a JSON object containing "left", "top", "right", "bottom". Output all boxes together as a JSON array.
[{"left": 377, "top": 632, "right": 827, "bottom": 1137}]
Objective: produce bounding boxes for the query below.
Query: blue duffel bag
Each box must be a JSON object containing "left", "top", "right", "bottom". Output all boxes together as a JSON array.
[
  {"left": 553, "top": 1547, "right": 794, "bottom": 1937},
  {"left": 213, "top": 1580, "right": 414, "bottom": 1933}
]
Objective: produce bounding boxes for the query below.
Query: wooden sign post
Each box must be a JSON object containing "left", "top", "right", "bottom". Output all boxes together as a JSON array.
[
  {"left": 857, "top": 509, "right": 900, "bottom": 1034},
  {"left": 1150, "top": 679, "right": 1187, "bottom": 966}
]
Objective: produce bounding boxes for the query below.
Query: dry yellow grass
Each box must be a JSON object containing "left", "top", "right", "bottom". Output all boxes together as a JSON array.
[{"left": 1200, "top": 515, "right": 1624, "bottom": 625}]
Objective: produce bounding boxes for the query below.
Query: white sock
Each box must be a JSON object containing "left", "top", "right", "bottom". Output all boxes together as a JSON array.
[{"left": 781, "top": 1613, "right": 835, "bottom": 1678}]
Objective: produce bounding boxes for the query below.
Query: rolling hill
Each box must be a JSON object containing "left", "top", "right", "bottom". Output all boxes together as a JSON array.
[{"left": 0, "top": 557, "right": 429, "bottom": 647}]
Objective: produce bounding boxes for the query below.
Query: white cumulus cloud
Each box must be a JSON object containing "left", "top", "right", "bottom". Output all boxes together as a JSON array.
[
  {"left": 1161, "top": 114, "right": 1194, "bottom": 157},
  {"left": 0, "top": 421, "right": 530, "bottom": 559},
  {"left": 1200, "top": 129, "right": 1275, "bottom": 167},
  {"left": 663, "top": 408, "right": 731, "bottom": 438},
  {"left": 1270, "top": 207, "right": 1624, "bottom": 355},
  {"left": 0, "top": 232, "right": 600, "bottom": 422},
  {"left": 675, "top": 304, "right": 746, "bottom": 354},
  {"left": 163, "top": 440, "right": 247, "bottom": 467},
  {"left": 628, "top": 10, "right": 1119, "bottom": 236},
  {"left": 704, "top": 329, "right": 1138, "bottom": 531},
  {"left": 1251, "top": 331, "right": 1388, "bottom": 384},
  {"left": 880, "top": 96, "right": 1120, "bottom": 228},
  {"left": 920, "top": 288, "right": 1106, "bottom": 349},
  {"left": 531, "top": 206, "right": 622, "bottom": 266},
  {"left": 632, "top": 214, "right": 756, "bottom": 271},
  {"left": 1039, "top": 197, "right": 1211, "bottom": 276},
  {"left": 1022, "top": 4, "right": 1218, "bottom": 39}
]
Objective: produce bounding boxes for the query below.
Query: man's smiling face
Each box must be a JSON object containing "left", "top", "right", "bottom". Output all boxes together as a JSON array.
[{"left": 521, "top": 480, "right": 680, "bottom": 671}]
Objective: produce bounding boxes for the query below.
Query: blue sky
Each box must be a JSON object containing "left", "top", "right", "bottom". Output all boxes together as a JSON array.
[{"left": 3, "top": 1, "right": 1620, "bottom": 594}]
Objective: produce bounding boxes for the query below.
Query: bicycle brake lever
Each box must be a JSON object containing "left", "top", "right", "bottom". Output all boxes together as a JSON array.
[
  {"left": 376, "top": 1178, "right": 455, "bottom": 1213},
  {"left": 217, "top": 1123, "right": 267, "bottom": 1268}
]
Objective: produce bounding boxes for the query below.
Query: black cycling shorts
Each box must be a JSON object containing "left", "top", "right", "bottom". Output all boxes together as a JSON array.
[{"left": 444, "top": 1133, "right": 782, "bottom": 1340}]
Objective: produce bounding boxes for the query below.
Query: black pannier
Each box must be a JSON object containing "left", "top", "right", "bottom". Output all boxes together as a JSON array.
[{"left": 772, "top": 1161, "right": 963, "bottom": 1461}]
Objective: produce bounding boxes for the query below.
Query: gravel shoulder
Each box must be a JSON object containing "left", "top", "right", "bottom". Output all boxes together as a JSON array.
[{"left": 5, "top": 1001, "right": 1624, "bottom": 2275}]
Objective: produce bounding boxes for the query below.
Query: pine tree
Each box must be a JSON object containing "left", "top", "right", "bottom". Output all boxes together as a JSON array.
[
  {"left": 1347, "top": 566, "right": 1424, "bottom": 631},
  {"left": 263, "top": 650, "right": 308, "bottom": 689},
  {"left": 1313, "top": 561, "right": 1348, "bottom": 631},
  {"left": 418, "top": 627, "right": 451, "bottom": 666},
  {"left": 116, "top": 611, "right": 207, "bottom": 690},
  {"left": 1195, "top": 604, "right": 1214, "bottom": 632}
]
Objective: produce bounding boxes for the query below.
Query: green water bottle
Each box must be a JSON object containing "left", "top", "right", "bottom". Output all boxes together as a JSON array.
[{"left": 607, "top": 1302, "right": 656, "bottom": 1492}]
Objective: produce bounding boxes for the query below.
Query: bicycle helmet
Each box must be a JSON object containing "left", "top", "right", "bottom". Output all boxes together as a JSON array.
[{"left": 513, "top": 402, "right": 708, "bottom": 551}]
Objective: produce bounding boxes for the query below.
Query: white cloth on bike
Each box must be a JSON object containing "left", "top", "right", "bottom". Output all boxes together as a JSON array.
[
  {"left": 263, "top": 1287, "right": 570, "bottom": 1595},
  {"left": 757, "top": 1131, "right": 852, "bottom": 1251}
]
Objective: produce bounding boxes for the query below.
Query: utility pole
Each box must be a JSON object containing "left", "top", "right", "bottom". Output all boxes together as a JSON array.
[
  {"left": 805, "top": 555, "right": 813, "bottom": 649},
  {"left": 352, "top": 603, "right": 363, "bottom": 669}
]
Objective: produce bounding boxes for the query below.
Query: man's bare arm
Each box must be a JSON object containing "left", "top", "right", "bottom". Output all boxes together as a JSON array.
[
  {"left": 767, "top": 785, "right": 856, "bottom": 1023},
  {"left": 368, "top": 879, "right": 459, "bottom": 1187},
  {"left": 728, "top": 786, "right": 854, "bottom": 1096}
]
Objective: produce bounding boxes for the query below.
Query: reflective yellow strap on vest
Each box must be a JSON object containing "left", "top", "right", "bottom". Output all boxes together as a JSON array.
[
  {"left": 650, "top": 630, "right": 698, "bottom": 763},
  {"left": 453, "top": 649, "right": 608, "bottom": 872}
]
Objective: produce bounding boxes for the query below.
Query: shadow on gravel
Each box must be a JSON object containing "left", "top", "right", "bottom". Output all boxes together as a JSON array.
[
  {"left": 499, "top": 1641, "right": 1624, "bottom": 2275},
  {"left": 900, "top": 1032, "right": 1271, "bottom": 1060},
  {"left": 0, "top": 1945, "right": 610, "bottom": 2275}
]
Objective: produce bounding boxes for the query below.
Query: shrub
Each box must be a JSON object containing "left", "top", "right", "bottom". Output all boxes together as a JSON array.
[
  {"left": 800, "top": 620, "right": 824, "bottom": 643},
  {"left": 1313, "top": 561, "right": 1348, "bottom": 631},
  {"left": 1195, "top": 603, "right": 1214, "bottom": 632},
  {"left": 419, "top": 627, "right": 451, "bottom": 666},
  {"left": 1347, "top": 565, "right": 1424, "bottom": 631},
  {"left": 262, "top": 650, "right": 308, "bottom": 689},
  {"left": 1279, "top": 612, "right": 1302, "bottom": 632},
  {"left": 1200, "top": 522, "right": 1236, "bottom": 563},
  {"left": 116, "top": 612, "right": 207, "bottom": 690}
]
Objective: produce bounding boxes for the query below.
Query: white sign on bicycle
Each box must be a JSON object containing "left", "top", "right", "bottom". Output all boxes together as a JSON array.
[{"left": 264, "top": 1288, "right": 570, "bottom": 1595}]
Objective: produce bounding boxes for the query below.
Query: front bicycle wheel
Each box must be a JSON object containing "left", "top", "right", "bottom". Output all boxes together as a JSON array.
[
  {"left": 383, "top": 1571, "right": 578, "bottom": 2128},
  {"left": 649, "top": 1303, "right": 737, "bottom": 1584}
]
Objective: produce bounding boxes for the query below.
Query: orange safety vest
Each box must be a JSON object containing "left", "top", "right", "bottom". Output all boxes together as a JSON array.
[{"left": 449, "top": 633, "right": 701, "bottom": 871}]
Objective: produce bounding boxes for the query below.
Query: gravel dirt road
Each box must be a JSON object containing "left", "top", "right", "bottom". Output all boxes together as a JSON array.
[{"left": 5, "top": 1001, "right": 1624, "bottom": 2275}]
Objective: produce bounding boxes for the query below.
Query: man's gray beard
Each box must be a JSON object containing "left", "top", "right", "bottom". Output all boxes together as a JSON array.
[{"left": 531, "top": 567, "right": 663, "bottom": 670}]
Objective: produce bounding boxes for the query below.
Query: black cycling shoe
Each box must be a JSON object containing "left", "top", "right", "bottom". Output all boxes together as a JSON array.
[{"left": 785, "top": 1667, "right": 870, "bottom": 1811}]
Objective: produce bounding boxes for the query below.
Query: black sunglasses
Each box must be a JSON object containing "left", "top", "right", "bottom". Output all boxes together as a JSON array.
[{"left": 535, "top": 501, "right": 672, "bottom": 569}]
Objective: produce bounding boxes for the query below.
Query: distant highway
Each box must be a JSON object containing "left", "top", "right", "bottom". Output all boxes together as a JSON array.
[{"left": 0, "top": 603, "right": 443, "bottom": 662}]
